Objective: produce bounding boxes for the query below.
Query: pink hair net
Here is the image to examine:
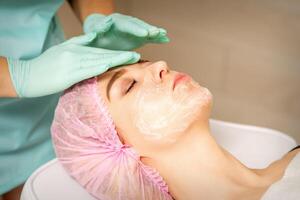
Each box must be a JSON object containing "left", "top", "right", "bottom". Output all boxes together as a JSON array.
[{"left": 51, "top": 77, "right": 173, "bottom": 200}]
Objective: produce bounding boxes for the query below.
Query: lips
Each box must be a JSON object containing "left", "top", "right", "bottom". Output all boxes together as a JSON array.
[{"left": 173, "top": 73, "right": 191, "bottom": 90}]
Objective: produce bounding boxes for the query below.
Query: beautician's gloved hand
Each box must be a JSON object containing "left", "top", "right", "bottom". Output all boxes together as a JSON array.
[
  {"left": 83, "top": 13, "right": 170, "bottom": 50},
  {"left": 7, "top": 32, "right": 140, "bottom": 97}
]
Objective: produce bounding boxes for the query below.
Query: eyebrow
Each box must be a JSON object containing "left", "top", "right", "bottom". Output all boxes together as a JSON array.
[{"left": 106, "top": 69, "right": 127, "bottom": 101}]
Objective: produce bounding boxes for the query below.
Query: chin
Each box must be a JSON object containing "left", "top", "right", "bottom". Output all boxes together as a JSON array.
[
  {"left": 188, "top": 79, "right": 213, "bottom": 104},
  {"left": 198, "top": 86, "right": 213, "bottom": 106},
  {"left": 187, "top": 82, "right": 213, "bottom": 121}
]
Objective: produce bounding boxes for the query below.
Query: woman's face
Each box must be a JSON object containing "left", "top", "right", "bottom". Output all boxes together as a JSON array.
[{"left": 97, "top": 61, "right": 212, "bottom": 157}]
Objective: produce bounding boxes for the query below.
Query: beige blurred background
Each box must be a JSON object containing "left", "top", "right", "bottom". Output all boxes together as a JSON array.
[{"left": 58, "top": 0, "right": 300, "bottom": 142}]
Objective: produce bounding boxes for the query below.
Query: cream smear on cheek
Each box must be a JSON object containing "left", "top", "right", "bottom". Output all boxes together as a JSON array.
[{"left": 133, "top": 75, "right": 212, "bottom": 141}]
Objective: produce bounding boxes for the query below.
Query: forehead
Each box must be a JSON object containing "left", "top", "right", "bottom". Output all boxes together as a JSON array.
[
  {"left": 99, "top": 60, "right": 150, "bottom": 79},
  {"left": 98, "top": 60, "right": 152, "bottom": 82}
]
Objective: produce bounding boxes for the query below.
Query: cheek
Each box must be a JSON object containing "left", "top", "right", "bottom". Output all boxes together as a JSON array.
[
  {"left": 112, "top": 109, "right": 160, "bottom": 156},
  {"left": 133, "top": 80, "right": 212, "bottom": 141},
  {"left": 109, "top": 104, "right": 135, "bottom": 143}
]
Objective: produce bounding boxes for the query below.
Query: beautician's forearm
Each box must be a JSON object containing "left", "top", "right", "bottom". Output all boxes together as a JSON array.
[
  {"left": 70, "top": 0, "right": 114, "bottom": 23},
  {"left": 0, "top": 57, "right": 17, "bottom": 97}
]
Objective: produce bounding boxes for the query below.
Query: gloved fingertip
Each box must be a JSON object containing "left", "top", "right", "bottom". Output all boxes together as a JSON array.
[
  {"left": 119, "top": 52, "right": 141, "bottom": 65},
  {"left": 159, "top": 28, "right": 167, "bottom": 34},
  {"left": 151, "top": 36, "right": 170, "bottom": 44},
  {"left": 103, "top": 64, "right": 110, "bottom": 71},
  {"left": 158, "top": 28, "right": 167, "bottom": 36},
  {"left": 160, "top": 36, "right": 170, "bottom": 43},
  {"left": 125, "top": 53, "right": 140, "bottom": 65},
  {"left": 107, "top": 52, "right": 133, "bottom": 68},
  {"left": 148, "top": 28, "right": 160, "bottom": 37},
  {"left": 131, "top": 52, "right": 141, "bottom": 61}
]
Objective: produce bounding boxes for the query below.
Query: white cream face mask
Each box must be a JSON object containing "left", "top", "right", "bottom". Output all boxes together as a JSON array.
[{"left": 133, "top": 73, "right": 212, "bottom": 142}]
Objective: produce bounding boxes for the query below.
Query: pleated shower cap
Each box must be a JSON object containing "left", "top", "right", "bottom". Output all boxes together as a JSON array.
[{"left": 51, "top": 77, "right": 173, "bottom": 200}]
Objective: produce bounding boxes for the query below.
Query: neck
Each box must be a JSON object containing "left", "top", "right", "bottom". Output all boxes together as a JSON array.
[{"left": 143, "top": 121, "right": 278, "bottom": 200}]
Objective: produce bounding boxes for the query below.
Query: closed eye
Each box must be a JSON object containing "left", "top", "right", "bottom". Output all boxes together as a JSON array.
[{"left": 126, "top": 80, "right": 136, "bottom": 94}]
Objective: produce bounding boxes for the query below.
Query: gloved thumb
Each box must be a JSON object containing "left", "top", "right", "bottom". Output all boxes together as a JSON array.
[
  {"left": 63, "top": 32, "right": 97, "bottom": 46},
  {"left": 83, "top": 14, "right": 113, "bottom": 35}
]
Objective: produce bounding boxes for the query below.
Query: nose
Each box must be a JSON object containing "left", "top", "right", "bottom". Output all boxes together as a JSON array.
[{"left": 149, "top": 61, "right": 169, "bottom": 83}]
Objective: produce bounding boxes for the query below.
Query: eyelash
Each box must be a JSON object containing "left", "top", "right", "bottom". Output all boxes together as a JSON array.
[{"left": 125, "top": 80, "right": 136, "bottom": 94}]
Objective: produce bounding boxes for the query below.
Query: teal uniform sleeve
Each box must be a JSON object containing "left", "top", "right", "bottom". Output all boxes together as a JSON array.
[{"left": 0, "top": 0, "right": 64, "bottom": 195}]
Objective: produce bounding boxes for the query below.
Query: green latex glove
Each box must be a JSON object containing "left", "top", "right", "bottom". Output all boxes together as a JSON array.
[
  {"left": 8, "top": 32, "right": 140, "bottom": 97},
  {"left": 83, "top": 13, "right": 170, "bottom": 50}
]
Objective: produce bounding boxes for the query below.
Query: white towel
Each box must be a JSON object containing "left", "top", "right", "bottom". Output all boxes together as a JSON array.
[{"left": 261, "top": 152, "right": 300, "bottom": 200}]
